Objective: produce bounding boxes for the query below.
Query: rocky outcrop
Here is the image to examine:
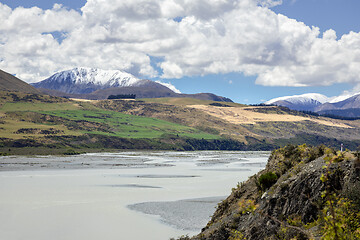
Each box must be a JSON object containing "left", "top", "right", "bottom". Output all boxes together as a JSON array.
[{"left": 190, "top": 145, "right": 360, "bottom": 240}]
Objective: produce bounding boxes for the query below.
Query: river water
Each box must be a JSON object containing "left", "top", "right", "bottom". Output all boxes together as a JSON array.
[{"left": 0, "top": 151, "right": 269, "bottom": 240}]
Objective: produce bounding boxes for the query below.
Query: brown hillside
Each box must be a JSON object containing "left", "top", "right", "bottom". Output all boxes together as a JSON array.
[
  {"left": 95, "top": 98, "right": 360, "bottom": 149},
  {"left": 0, "top": 69, "right": 41, "bottom": 94}
]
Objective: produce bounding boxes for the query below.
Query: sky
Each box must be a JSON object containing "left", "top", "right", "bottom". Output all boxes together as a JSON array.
[{"left": 0, "top": 0, "right": 360, "bottom": 103}]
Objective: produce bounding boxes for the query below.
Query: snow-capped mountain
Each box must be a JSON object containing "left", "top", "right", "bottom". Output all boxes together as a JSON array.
[
  {"left": 31, "top": 67, "right": 232, "bottom": 102},
  {"left": 266, "top": 93, "right": 329, "bottom": 111},
  {"left": 316, "top": 94, "right": 360, "bottom": 111},
  {"left": 328, "top": 92, "right": 360, "bottom": 103},
  {"left": 266, "top": 92, "right": 360, "bottom": 117},
  {"left": 31, "top": 67, "right": 179, "bottom": 94},
  {"left": 266, "top": 93, "right": 329, "bottom": 105}
]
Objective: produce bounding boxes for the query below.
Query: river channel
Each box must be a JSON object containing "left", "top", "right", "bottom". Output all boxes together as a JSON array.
[{"left": 0, "top": 151, "right": 269, "bottom": 240}]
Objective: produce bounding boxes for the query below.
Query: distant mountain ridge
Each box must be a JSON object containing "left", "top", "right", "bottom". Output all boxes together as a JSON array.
[
  {"left": 266, "top": 93, "right": 329, "bottom": 105},
  {"left": 32, "top": 67, "right": 233, "bottom": 102},
  {"left": 266, "top": 93, "right": 328, "bottom": 111},
  {"left": 266, "top": 92, "right": 360, "bottom": 118},
  {"left": 316, "top": 94, "right": 360, "bottom": 111}
]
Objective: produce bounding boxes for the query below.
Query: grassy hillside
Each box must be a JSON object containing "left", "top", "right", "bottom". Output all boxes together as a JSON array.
[
  {"left": 1, "top": 92, "right": 360, "bottom": 155},
  {"left": 95, "top": 99, "right": 255, "bottom": 143},
  {"left": 37, "top": 109, "right": 218, "bottom": 139},
  {"left": 96, "top": 98, "right": 360, "bottom": 150},
  {"left": 0, "top": 93, "right": 230, "bottom": 155}
]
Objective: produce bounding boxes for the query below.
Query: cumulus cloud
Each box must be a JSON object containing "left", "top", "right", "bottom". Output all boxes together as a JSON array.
[
  {"left": 155, "top": 80, "right": 181, "bottom": 93},
  {"left": 0, "top": 0, "right": 360, "bottom": 91}
]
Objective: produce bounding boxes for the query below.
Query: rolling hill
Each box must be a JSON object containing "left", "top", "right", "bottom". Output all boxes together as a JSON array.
[
  {"left": 1, "top": 91, "right": 360, "bottom": 154},
  {"left": 0, "top": 69, "right": 41, "bottom": 94},
  {"left": 95, "top": 98, "right": 360, "bottom": 150}
]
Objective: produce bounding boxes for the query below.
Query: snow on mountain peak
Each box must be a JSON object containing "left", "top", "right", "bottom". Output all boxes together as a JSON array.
[
  {"left": 266, "top": 93, "right": 329, "bottom": 105},
  {"left": 51, "top": 67, "right": 142, "bottom": 87},
  {"left": 32, "top": 67, "right": 182, "bottom": 95},
  {"left": 328, "top": 92, "right": 360, "bottom": 103}
]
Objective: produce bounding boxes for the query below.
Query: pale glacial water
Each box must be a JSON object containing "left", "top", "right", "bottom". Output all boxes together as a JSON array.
[{"left": 0, "top": 151, "right": 269, "bottom": 240}]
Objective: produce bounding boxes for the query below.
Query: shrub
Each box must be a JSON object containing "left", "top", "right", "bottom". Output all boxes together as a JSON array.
[
  {"left": 63, "top": 149, "right": 82, "bottom": 155},
  {"left": 238, "top": 199, "right": 258, "bottom": 215},
  {"left": 258, "top": 171, "right": 278, "bottom": 191}
]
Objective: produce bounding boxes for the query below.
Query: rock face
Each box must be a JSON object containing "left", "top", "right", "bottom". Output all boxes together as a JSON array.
[{"left": 190, "top": 145, "right": 360, "bottom": 240}]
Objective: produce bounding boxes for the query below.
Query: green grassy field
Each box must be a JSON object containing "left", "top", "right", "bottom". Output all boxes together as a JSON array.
[
  {"left": 40, "top": 109, "right": 220, "bottom": 139},
  {"left": 0, "top": 101, "right": 219, "bottom": 140}
]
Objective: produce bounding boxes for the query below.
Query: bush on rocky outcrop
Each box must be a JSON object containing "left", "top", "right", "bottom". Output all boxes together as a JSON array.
[{"left": 257, "top": 171, "right": 278, "bottom": 191}]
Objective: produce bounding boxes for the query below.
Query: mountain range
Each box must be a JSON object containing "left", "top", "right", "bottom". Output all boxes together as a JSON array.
[
  {"left": 266, "top": 93, "right": 360, "bottom": 118},
  {"left": 31, "top": 67, "right": 232, "bottom": 102},
  {"left": 3, "top": 66, "right": 360, "bottom": 117}
]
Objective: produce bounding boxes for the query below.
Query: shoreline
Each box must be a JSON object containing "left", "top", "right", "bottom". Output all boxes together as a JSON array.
[
  {"left": 0, "top": 146, "right": 271, "bottom": 156},
  {"left": 0, "top": 150, "right": 271, "bottom": 171}
]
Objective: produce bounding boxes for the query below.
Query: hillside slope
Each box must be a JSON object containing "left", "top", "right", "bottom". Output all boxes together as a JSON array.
[
  {"left": 188, "top": 145, "right": 360, "bottom": 240},
  {"left": 0, "top": 92, "right": 245, "bottom": 155},
  {"left": 96, "top": 99, "right": 360, "bottom": 150},
  {"left": 2, "top": 91, "right": 360, "bottom": 154},
  {"left": 0, "top": 69, "right": 41, "bottom": 94}
]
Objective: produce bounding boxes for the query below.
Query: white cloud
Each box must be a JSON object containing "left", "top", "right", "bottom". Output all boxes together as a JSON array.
[
  {"left": 0, "top": 0, "right": 360, "bottom": 92},
  {"left": 155, "top": 80, "right": 181, "bottom": 93},
  {"left": 258, "top": 0, "right": 282, "bottom": 8}
]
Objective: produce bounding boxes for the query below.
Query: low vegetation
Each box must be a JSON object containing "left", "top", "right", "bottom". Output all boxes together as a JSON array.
[
  {"left": 107, "top": 94, "right": 136, "bottom": 99},
  {"left": 257, "top": 171, "right": 278, "bottom": 191}
]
